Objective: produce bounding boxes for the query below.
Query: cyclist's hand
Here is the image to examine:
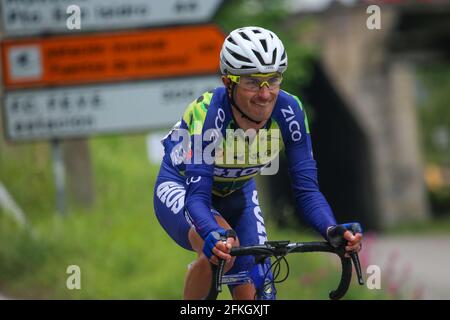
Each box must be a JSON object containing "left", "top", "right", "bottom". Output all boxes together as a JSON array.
[
  {"left": 343, "top": 228, "right": 363, "bottom": 258},
  {"left": 203, "top": 229, "right": 237, "bottom": 264},
  {"left": 327, "top": 222, "right": 363, "bottom": 257}
]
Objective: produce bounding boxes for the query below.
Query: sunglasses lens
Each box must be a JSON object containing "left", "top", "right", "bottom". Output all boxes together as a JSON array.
[{"left": 240, "top": 76, "right": 282, "bottom": 91}]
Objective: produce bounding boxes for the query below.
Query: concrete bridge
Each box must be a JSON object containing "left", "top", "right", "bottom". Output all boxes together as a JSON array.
[{"left": 264, "top": 1, "right": 450, "bottom": 230}]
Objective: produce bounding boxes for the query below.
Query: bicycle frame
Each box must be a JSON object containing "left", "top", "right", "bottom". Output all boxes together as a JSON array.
[
  {"left": 206, "top": 240, "right": 364, "bottom": 300},
  {"left": 215, "top": 264, "right": 276, "bottom": 300}
]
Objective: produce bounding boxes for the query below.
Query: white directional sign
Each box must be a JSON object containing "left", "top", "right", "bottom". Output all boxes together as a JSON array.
[
  {"left": 3, "top": 75, "right": 222, "bottom": 141},
  {"left": 1, "top": 0, "right": 223, "bottom": 36}
]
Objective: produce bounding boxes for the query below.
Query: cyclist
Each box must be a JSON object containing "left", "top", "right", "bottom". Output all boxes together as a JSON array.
[{"left": 153, "top": 26, "right": 363, "bottom": 300}]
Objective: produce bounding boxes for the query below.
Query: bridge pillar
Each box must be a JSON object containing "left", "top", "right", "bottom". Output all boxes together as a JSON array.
[{"left": 315, "top": 5, "right": 430, "bottom": 228}]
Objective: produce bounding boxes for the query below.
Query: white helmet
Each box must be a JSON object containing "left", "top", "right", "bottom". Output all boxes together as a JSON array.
[{"left": 220, "top": 26, "right": 288, "bottom": 75}]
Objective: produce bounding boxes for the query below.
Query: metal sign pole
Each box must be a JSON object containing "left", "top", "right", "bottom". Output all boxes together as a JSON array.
[{"left": 51, "top": 139, "right": 66, "bottom": 215}]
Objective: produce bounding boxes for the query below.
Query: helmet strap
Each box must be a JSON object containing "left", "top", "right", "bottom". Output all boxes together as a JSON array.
[{"left": 228, "top": 83, "right": 262, "bottom": 125}]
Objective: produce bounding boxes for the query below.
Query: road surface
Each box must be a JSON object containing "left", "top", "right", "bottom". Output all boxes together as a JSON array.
[{"left": 366, "top": 234, "right": 450, "bottom": 299}]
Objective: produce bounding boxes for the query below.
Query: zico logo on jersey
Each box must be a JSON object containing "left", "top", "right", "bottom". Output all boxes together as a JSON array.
[{"left": 281, "top": 105, "right": 302, "bottom": 142}]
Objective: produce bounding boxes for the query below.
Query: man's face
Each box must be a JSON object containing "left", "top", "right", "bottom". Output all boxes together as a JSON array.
[{"left": 223, "top": 73, "right": 282, "bottom": 123}]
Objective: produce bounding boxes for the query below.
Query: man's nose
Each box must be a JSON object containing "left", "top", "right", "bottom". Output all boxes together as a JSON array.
[{"left": 257, "top": 84, "right": 271, "bottom": 99}]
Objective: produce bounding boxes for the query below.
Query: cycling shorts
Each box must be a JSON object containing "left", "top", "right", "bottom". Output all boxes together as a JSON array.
[{"left": 153, "top": 159, "right": 269, "bottom": 275}]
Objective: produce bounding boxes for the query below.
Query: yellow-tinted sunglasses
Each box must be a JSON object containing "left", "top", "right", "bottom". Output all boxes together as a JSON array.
[{"left": 226, "top": 73, "right": 283, "bottom": 92}]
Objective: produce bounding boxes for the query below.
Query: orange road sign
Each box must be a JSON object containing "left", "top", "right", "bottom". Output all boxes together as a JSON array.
[{"left": 1, "top": 24, "right": 224, "bottom": 89}]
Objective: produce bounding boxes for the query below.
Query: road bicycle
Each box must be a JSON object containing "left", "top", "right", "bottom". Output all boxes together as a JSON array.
[{"left": 206, "top": 236, "right": 364, "bottom": 300}]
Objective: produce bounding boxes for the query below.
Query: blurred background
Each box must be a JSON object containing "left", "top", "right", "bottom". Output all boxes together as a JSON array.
[{"left": 0, "top": 0, "right": 449, "bottom": 300}]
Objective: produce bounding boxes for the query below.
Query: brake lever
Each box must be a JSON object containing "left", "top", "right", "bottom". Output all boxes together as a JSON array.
[
  {"left": 214, "top": 235, "right": 228, "bottom": 293},
  {"left": 215, "top": 259, "right": 226, "bottom": 292},
  {"left": 347, "top": 223, "right": 364, "bottom": 285},
  {"left": 350, "top": 251, "right": 364, "bottom": 285}
]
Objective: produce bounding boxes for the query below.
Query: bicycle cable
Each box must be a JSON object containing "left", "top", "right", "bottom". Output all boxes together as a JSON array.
[{"left": 257, "top": 255, "right": 290, "bottom": 299}]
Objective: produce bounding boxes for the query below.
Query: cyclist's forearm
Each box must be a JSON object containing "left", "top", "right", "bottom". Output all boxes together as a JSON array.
[
  {"left": 289, "top": 159, "right": 337, "bottom": 238},
  {"left": 297, "top": 196, "right": 337, "bottom": 239},
  {"left": 184, "top": 174, "right": 221, "bottom": 239}
]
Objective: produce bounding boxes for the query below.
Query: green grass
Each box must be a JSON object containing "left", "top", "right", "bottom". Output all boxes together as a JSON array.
[
  {"left": 1, "top": 133, "right": 390, "bottom": 299},
  {"left": 383, "top": 214, "right": 450, "bottom": 235},
  {"left": 1, "top": 134, "right": 193, "bottom": 299}
]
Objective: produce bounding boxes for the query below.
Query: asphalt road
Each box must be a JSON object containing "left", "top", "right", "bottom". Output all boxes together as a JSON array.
[
  {"left": 367, "top": 234, "right": 450, "bottom": 299},
  {"left": 1, "top": 235, "right": 449, "bottom": 300}
]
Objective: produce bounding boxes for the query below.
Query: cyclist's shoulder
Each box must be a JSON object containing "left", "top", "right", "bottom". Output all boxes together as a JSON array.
[
  {"left": 183, "top": 87, "right": 228, "bottom": 124},
  {"left": 272, "top": 90, "right": 307, "bottom": 122},
  {"left": 190, "top": 87, "right": 227, "bottom": 110},
  {"left": 193, "top": 89, "right": 215, "bottom": 107},
  {"left": 275, "top": 90, "right": 305, "bottom": 110}
]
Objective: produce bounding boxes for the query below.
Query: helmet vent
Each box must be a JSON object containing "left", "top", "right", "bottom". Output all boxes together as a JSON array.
[
  {"left": 271, "top": 48, "right": 277, "bottom": 64},
  {"left": 227, "top": 37, "right": 237, "bottom": 45},
  {"left": 260, "top": 39, "right": 267, "bottom": 52},
  {"left": 224, "top": 59, "right": 234, "bottom": 68},
  {"left": 239, "top": 32, "right": 250, "bottom": 41},
  {"left": 252, "top": 49, "right": 266, "bottom": 66},
  {"left": 226, "top": 47, "right": 252, "bottom": 63}
]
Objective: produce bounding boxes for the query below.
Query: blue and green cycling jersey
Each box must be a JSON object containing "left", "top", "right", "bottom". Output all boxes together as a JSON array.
[{"left": 161, "top": 86, "right": 337, "bottom": 239}]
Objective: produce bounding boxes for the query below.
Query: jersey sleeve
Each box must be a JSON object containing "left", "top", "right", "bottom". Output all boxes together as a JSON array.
[
  {"left": 181, "top": 90, "right": 229, "bottom": 239},
  {"left": 277, "top": 93, "right": 337, "bottom": 239}
]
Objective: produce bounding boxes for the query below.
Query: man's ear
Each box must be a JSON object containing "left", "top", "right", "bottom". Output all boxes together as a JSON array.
[
  {"left": 221, "top": 75, "right": 233, "bottom": 96},
  {"left": 221, "top": 75, "right": 231, "bottom": 89}
]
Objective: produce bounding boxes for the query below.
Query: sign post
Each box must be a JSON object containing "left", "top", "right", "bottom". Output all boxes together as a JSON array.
[
  {"left": 51, "top": 139, "right": 67, "bottom": 215},
  {"left": 1, "top": 24, "right": 224, "bottom": 90},
  {"left": 1, "top": 0, "right": 224, "bottom": 36},
  {"left": 3, "top": 75, "right": 222, "bottom": 141},
  {"left": 0, "top": 0, "right": 225, "bottom": 215}
]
